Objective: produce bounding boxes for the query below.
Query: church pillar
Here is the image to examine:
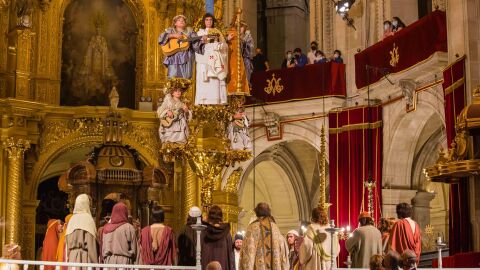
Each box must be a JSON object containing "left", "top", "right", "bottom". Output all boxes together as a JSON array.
[
  {"left": 6, "top": 28, "right": 35, "bottom": 100},
  {"left": 182, "top": 160, "right": 199, "bottom": 223},
  {"left": 381, "top": 189, "right": 417, "bottom": 218},
  {"left": 0, "top": 2, "right": 9, "bottom": 98},
  {"left": 265, "top": 0, "right": 309, "bottom": 68},
  {"left": 212, "top": 191, "right": 241, "bottom": 236},
  {"left": 411, "top": 191, "right": 436, "bottom": 236},
  {"left": 2, "top": 137, "right": 30, "bottom": 245},
  {"left": 22, "top": 200, "right": 39, "bottom": 260}
]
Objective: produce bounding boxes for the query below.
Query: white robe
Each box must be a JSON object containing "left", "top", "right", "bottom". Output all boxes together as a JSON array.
[
  {"left": 157, "top": 94, "right": 190, "bottom": 143},
  {"left": 195, "top": 28, "right": 228, "bottom": 105}
]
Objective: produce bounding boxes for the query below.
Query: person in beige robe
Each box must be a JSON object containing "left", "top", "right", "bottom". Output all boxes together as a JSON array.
[
  {"left": 345, "top": 212, "right": 383, "bottom": 268},
  {"left": 299, "top": 208, "right": 340, "bottom": 270},
  {"left": 102, "top": 202, "right": 139, "bottom": 265},
  {"left": 240, "top": 202, "right": 289, "bottom": 270},
  {"left": 65, "top": 194, "right": 98, "bottom": 265}
]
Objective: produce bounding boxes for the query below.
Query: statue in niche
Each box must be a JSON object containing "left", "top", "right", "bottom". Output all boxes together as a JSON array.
[{"left": 77, "top": 15, "right": 117, "bottom": 103}]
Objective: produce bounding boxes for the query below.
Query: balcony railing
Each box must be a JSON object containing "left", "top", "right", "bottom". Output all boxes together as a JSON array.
[
  {"left": 355, "top": 10, "right": 447, "bottom": 89},
  {"left": 248, "top": 62, "right": 346, "bottom": 105},
  {"left": 0, "top": 259, "right": 199, "bottom": 270}
]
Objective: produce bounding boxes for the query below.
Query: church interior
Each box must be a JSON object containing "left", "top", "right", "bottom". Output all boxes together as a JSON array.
[{"left": 0, "top": 0, "right": 480, "bottom": 268}]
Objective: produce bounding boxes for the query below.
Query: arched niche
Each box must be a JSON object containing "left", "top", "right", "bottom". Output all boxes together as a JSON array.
[{"left": 58, "top": 0, "right": 146, "bottom": 108}]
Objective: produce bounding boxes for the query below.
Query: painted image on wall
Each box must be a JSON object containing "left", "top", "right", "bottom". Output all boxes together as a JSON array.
[{"left": 61, "top": 0, "right": 137, "bottom": 108}]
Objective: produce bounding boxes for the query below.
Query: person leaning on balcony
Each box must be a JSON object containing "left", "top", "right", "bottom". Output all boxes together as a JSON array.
[
  {"left": 383, "top": 21, "right": 394, "bottom": 39},
  {"left": 314, "top": 51, "right": 328, "bottom": 64},
  {"left": 331, "top": 50, "right": 344, "bottom": 64},
  {"left": 392, "top": 17, "right": 406, "bottom": 32},
  {"left": 292, "top": 48, "right": 308, "bottom": 68}
]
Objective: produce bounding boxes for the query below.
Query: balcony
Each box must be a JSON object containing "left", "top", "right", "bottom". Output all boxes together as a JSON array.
[
  {"left": 249, "top": 62, "right": 346, "bottom": 106},
  {"left": 354, "top": 10, "right": 447, "bottom": 90}
]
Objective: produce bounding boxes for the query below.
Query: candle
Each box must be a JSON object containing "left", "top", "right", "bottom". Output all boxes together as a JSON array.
[{"left": 437, "top": 236, "right": 442, "bottom": 244}]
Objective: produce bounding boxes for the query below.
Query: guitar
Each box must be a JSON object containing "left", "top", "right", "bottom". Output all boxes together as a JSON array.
[{"left": 161, "top": 34, "right": 220, "bottom": 56}]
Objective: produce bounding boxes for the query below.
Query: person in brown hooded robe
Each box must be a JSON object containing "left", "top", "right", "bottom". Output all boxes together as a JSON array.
[
  {"left": 102, "top": 202, "right": 139, "bottom": 265},
  {"left": 178, "top": 216, "right": 197, "bottom": 266},
  {"left": 201, "top": 205, "right": 234, "bottom": 270},
  {"left": 139, "top": 205, "right": 177, "bottom": 265}
]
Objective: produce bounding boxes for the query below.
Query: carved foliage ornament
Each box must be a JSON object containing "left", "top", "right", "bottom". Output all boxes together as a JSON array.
[{"left": 3, "top": 137, "right": 31, "bottom": 159}]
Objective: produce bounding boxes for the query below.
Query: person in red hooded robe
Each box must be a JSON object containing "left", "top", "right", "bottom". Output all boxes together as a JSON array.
[
  {"left": 139, "top": 205, "right": 177, "bottom": 265},
  {"left": 388, "top": 203, "right": 421, "bottom": 263},
  {"left": 41, "top": 218, "right": 62, "bottom": 270},
  {"left": 101, "top": 202, "right": 139, "bottom": 265}
]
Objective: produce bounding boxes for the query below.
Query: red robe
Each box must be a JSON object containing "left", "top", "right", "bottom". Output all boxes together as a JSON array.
[
  {"left": 139, "top": 225, "right": 177, "bottom": 265},
  {"left": 42, "top": 219, "right": 60, "bottom": 270},
  {"left": 388, "top": 219, "right": 421, "bottom": 262}
]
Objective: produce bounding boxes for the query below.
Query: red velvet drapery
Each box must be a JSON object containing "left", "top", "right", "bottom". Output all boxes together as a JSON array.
[
  {"left": 442, "top": 56, "right": 472, "bottom": 254},
  {"left": 355, "top": 10, "right": 447, "bottom": 89},
  {"left": 328, "top": 106, "right": 383, "bottom": 266},
  {"left": 248, "top": 62, "right": 346, "bottom": 105}
]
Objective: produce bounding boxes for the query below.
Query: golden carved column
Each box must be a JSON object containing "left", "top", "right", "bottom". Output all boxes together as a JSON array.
[
  {"left": 0, "top": 1, "right": 9, "bottom": 98},
  {"left": 212, "top": 168, "right": 243, "bottom": 235},
  {"left": 182, "top": 160, "right": 198, "bottom": 222},
  {"left": 3, "top": 137, "right": 30, "bottom": 245},
  {"left": 22, "top": 200, "right": 39, "bottom": 260},
  {"left": 6, "top": 28, "right": 35, "bottom": 99}
]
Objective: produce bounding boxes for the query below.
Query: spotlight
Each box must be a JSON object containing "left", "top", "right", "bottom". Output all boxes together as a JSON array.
[{"left": 335, "top": 0, "right": 355, "bottom": 15}]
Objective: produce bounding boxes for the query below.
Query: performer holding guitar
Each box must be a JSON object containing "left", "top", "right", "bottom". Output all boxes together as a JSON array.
[{"left": 158, "top": 15, "right": 207, "bottom": 79}]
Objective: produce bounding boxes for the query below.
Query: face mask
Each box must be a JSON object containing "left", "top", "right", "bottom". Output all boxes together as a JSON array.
[
  {"left": 334, "top": 53, "right": 339, "bottom": 58},
  {"left": 392, "top": 20, "right": 398, "bottom": 27},
  {"left": 384, "top": 24, "right": 390, "bottom": 30},
  {"left": 287, "top": 53, "right": 292, "bottom": 59},
  {"left": 311, "top": 46, "right": 317, "bottom": 51}
]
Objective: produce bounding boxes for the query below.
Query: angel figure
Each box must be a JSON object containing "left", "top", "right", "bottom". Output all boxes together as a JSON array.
[
  {"left": 228, "top": 98, "right": 252, "bottom": 150},
  {"left": 157, "top": 78, "right": 192, "bottom": 144}
]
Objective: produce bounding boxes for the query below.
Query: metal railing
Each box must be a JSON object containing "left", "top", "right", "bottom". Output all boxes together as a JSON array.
[{"left": 0, "top": 259, "right": 199, "bottom": 270}]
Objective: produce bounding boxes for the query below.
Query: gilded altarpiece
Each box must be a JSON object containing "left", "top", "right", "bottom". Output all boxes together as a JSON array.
[{"left": 0, "top": 0, "right": 237, "bottom": 259}]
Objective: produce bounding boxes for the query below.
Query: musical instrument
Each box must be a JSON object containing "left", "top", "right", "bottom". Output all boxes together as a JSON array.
[
  {"left": 160, "top": 108, "right": 187, "bottom": 127},
  {"left": 161, "top": 34, "right": 219, "bottom": 56}
]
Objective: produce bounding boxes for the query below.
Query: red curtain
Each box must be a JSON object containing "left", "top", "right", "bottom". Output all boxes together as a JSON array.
[
  {"left": 328, "top": 106, "right": 383, "bottom": 266},
  {"left": 355, "top": 10, "right": 447, "bottom": 89},
  {"left": 442, "top": 56, "right": 472, "bottom": 254},
  {"left": 248, "top": 62, "right": 346, "bottom": 105}
]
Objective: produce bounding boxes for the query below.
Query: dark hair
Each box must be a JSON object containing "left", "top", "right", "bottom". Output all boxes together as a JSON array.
[
  {"left": 392, "top": 17, "right": 406, "bottom": 28},
  {"left": 383, "top": 251, "right": 401, "bottom": 270},
  {"left": 384, "top": 20, "right": 392, "bottom": 26},
  {"left": 202, "top": 13, "right": 216, "bottom": 28},
  {"left": 378, "top": 218, "right": 391, "bottom": 233},
  {"left": 334, "top": 49, "right": 342, "bottom": 56},
  {"left": 360, "top": 217, "right": 375, "bottom": 226},
  {"left": 369, "top": 254, "right": 385, "bottom": 270},
  {"left": 254, "top": 202, "right": 271, "bottom": 218},
  {"left": 208, "top": 205, "right": 223, "bottom": 224},
  {"left": 315, "top": 50, "right": 325, "bottom": 57},
  {"left": 311, "top": 207, "right": 329, "bottom": 225},
  {"left": 310, "top": 41, "right": 318, "bottom": 46},
  {"left": 151, "top": 205, "right": 165, "bottom": 223},
  {"left": 293, "top": 48, "right": 302, "bottom": 53},
  {"left": 396, "top": 203, "right": 412, "bottom": 219}
]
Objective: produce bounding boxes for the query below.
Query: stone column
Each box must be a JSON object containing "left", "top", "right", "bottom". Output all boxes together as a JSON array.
[
  {"left": 411, "top": 191, "right": 436, "bottom": 232},
  {"left": 22, "top": 200, "right": 39, "bottom": 260},
  {"left": 2, "top": 137, "right": 30, "bottom": 245}
]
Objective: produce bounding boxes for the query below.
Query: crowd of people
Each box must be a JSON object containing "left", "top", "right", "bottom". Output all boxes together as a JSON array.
[
  {"left": 280, "top": 42, "right": 344, "bottom": 69},
  {"left": 29, "top": 194, "right": 423, "bottom": 270}
]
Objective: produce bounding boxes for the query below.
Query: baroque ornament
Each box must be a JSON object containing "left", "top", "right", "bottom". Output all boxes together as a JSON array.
[
  {"left": 390, "top": 43, "right": 399, "bottom": 67},
  {"left": 264, "top": 73, "right": 284, "bottom": 96}
]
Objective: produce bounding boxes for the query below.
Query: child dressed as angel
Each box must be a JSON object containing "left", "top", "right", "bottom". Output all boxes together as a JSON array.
[
  {"left": 157, "top": 78, "right": 191, "bottom": 144},
  {"left": 228, "top": 97, "right": 252, "bottom": 150}
]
